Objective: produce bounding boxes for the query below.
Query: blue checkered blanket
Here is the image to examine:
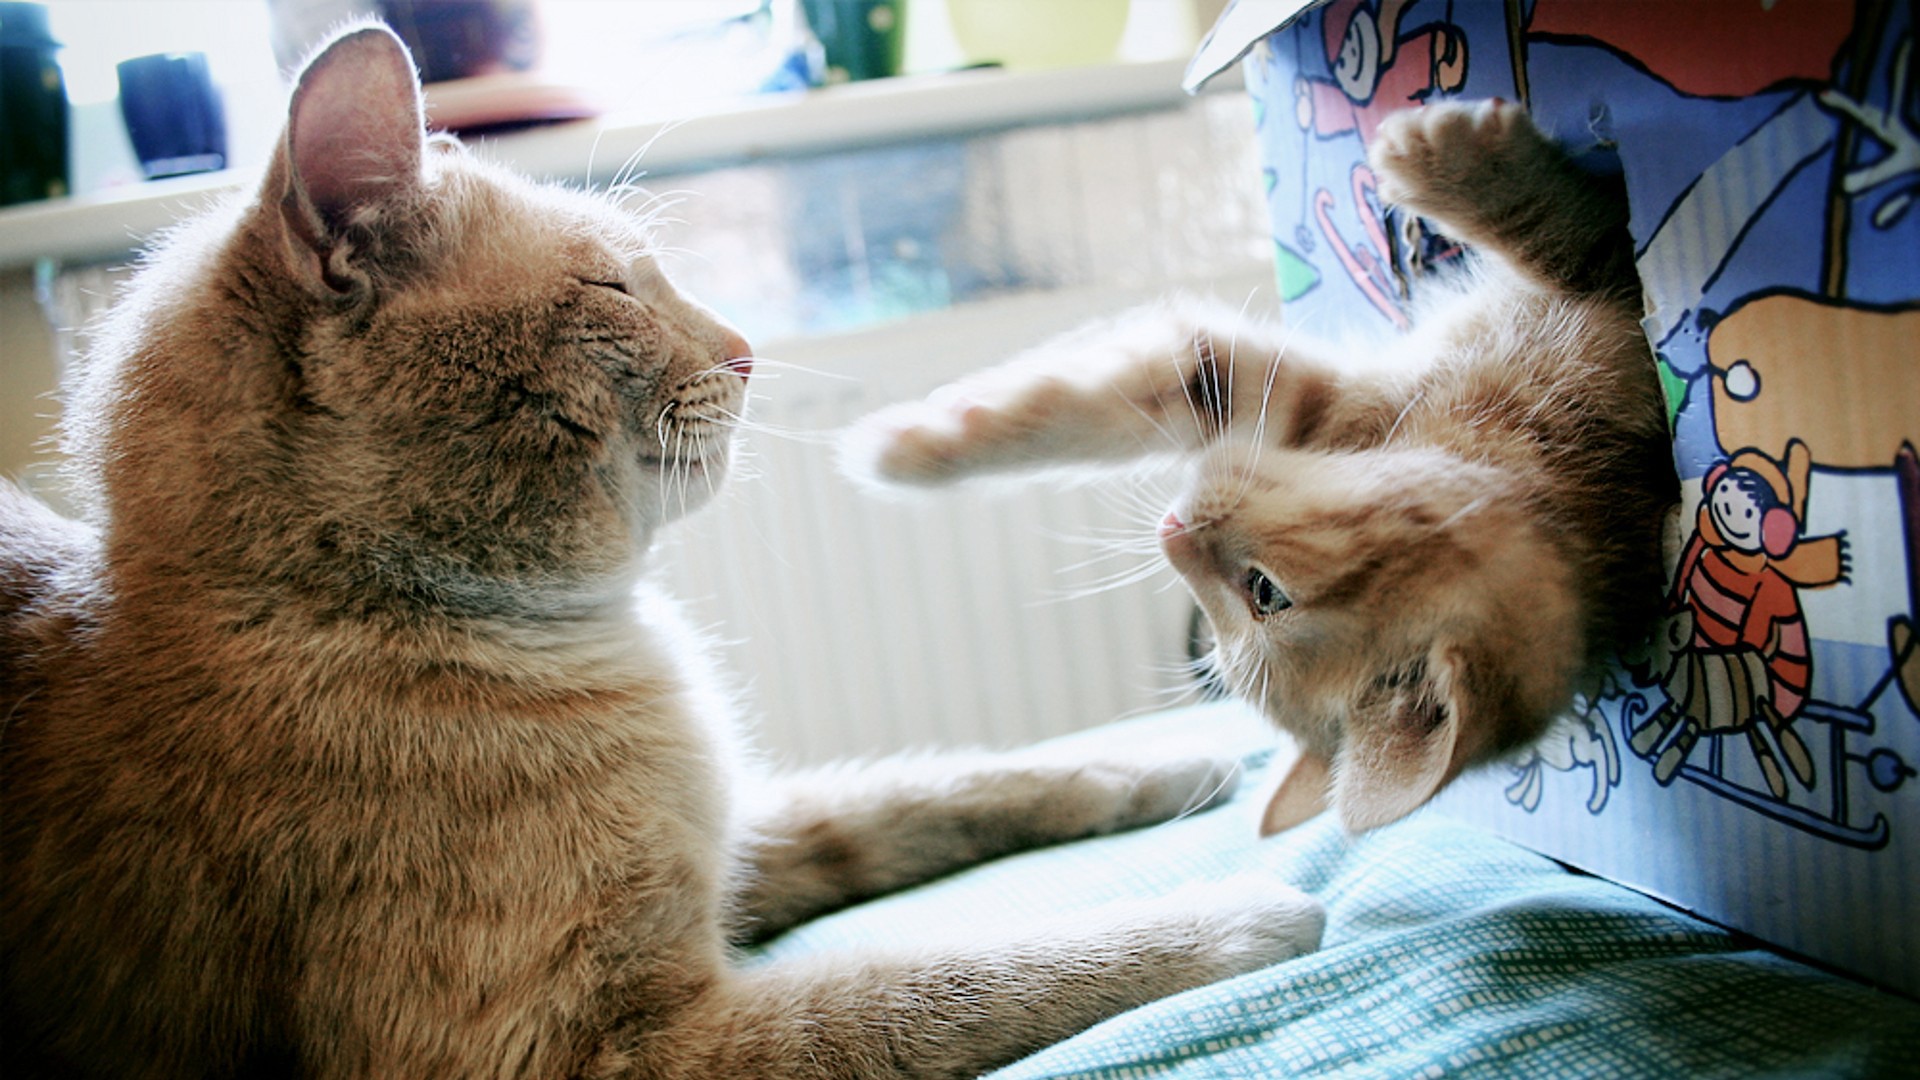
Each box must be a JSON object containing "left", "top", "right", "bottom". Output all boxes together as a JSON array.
[{"left": 752, "top": 703, "right": 1920, "bottom": 1078}]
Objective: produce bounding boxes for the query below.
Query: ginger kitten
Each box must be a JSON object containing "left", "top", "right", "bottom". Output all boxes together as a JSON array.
[
  {"left": 846, "top": 101, "right": 1677, "bottom": 836},
  {"left": 0, "top": 26, "right": 1322, "bottom": 1079}
]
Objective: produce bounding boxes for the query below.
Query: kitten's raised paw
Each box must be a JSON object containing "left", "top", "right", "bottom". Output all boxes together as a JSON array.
[
  {"left": 1371, "top": 99, "right": 1545, "bottom": 219},
  {"left": 838, "top": 400, "right": 968, "bottom": 487}
]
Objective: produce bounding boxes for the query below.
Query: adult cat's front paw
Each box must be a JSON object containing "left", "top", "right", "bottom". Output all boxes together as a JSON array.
[
  {"left": 1110, "top": 875, "right": 1327, "bottom": 978},
  {"left": 1371, "top": 98, "right": 1547, "bottom": 220}
]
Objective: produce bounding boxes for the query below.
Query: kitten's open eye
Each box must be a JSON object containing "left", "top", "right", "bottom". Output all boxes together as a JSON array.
[{"left": 1244, "top": 568, "right": 1292, "bottom": 618}]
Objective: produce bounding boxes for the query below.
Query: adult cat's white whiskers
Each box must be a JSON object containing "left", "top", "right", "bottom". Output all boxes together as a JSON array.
[
  {"left": 692, "top": 357, "right": 856, "bottom": 384},
  {"left": 596, "top": 119, "right": 688, "bottom": 207},
  {"left": 618, "top": 191, "right": 693, "bottom": 234},
  {"left": 699, "top": 437, "right": 722, "bottom": 503},
  {"left": 674, "top": 424, "right": 693, "bottom": 522},
  {"left": 585, "top": 127, "right": 609, "bottom": 194},
  {"left": 655, "top": 401, "right": 677, "bottom": 449},
  {"left": 615, "top": 185, "right": 689, "bottom": 215},
  {"left": 602, "top": 140, "right": 646, "bottom": 198},
  {"left": 649, "top": 250, "right": 715, "bottom": 281},
  {"left": 711, "top": 405, "right": 838, "bottom": 447}
]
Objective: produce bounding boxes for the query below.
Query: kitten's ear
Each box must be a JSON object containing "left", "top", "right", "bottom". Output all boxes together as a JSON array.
[
  {"left": 1330, "top": 646, "right": 1486, "bottom": 833},
  {"left": 1259, "top": 749, "right": 1331, "bottom": 836},
  {"left": 275, "top": 25, "right": 426, "bottom": 289}
]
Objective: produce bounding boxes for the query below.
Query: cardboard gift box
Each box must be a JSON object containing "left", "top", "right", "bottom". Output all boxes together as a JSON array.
[{"left": 1188, "top": 0, "right": 1919, "bottom": 995}]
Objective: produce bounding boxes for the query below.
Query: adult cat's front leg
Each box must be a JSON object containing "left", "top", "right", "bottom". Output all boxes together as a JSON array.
[
  {"left": 731, "top": 746, "right": 1242, "bottom": 942},
  {"left": 666, "top": 878, "right": 1323, "bottom": 1079},
  {"left": 842, "top": 300, "right": 1355, "bottom": 486}
]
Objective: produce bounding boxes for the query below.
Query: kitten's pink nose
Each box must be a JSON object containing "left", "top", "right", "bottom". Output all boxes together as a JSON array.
[
  {"left": 1158, "top": 510, "right": 1186, "bottom": 538},
  {"left": 720, "top": 329, "right": 753, "bottom": 380}
]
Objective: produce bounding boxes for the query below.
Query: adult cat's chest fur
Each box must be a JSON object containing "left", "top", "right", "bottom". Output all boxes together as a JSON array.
[{"left": 5, "top": 536, "right": 739, "bottom": 1069}]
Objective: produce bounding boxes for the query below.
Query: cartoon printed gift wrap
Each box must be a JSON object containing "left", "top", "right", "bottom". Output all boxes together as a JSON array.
[{"left": 1189, "top": 0, "right": 1920, "bottom": 995}]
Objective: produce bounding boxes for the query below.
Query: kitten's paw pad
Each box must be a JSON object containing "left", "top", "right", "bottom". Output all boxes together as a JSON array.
[{"left": 1371, "top": 99, "right": 1541, "bottom": 214}]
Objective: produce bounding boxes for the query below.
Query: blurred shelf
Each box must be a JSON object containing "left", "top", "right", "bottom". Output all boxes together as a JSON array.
[{"left": 0, "top": 58, "right": 1235, "bottom": 272}]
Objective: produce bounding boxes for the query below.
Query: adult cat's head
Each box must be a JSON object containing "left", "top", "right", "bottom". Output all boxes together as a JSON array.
[
  {"left": 1164, "top": 440, "right": 1583, "bottom": 833},
  {"left": 65, "top": 26, "right": 751, "bottom": 620}
]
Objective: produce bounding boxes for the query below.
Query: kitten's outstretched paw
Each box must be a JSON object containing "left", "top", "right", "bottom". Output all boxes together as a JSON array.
[
  {"left": 1371, "top": 98, "right": 1546, "bottom": 219},
  {"left": 837, "top": 391, "right": 1026, "bottom": 487}
]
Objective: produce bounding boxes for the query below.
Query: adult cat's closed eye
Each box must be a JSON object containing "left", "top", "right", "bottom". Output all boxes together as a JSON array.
[{"left": 846, "top": 100, "right": 1677, "bottom": 837}]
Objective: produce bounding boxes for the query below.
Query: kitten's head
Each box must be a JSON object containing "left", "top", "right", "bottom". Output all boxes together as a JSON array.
[
  {"left": 72, "top": 26, "right": 750, "bottom": 616},
  {"left": 1164, "top": 441, "right": 1583, "bottom": 832}
]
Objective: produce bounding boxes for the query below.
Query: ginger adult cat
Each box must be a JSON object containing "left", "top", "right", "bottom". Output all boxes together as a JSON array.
[
  {"left": 0, "top": 26, "right": 1322, "bottom": 1079},
  {"left": 847, "top": 101, "right": 1677, "bottom": 837}
]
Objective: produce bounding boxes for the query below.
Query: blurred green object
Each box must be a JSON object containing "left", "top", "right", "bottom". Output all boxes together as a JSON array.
[
  {"left": 801, "top": 0, "right": 903, "bottom": 83},
  {"left": 947, "top": 0, "right": 1129, "bottom": 70},
  {"left": 0, "top": 1, "right": 68, "bottom": 206}
]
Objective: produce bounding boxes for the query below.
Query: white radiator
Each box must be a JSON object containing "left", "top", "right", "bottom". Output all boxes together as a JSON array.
[{"left": 655, "top": 272, "right": 1268, "bottom": 765}]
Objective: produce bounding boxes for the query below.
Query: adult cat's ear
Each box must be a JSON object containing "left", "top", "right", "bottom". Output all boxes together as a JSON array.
[
  {"left": 275, "top": 24, "right": 426, "bottom": 291},
  {"left": 1329, "top": 646, "right": 1485, "bottom": 833}
]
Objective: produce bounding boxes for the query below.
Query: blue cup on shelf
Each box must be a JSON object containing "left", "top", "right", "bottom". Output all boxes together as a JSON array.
[
  {"left": 0, "top": 1, "right": 69, "bottom": 205},
  {"left": 116, "top": 51, "right": 226, "bottom": 179}
]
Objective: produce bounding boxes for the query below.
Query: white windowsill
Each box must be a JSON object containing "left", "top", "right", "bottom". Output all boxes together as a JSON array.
[{"left": 0, "top": 59, "right": 1232, "bottom": 272}]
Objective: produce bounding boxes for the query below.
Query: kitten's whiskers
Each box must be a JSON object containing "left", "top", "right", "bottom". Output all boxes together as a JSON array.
[{"left": 1384, "top": 387, "right": 1427, "bottom": 447}]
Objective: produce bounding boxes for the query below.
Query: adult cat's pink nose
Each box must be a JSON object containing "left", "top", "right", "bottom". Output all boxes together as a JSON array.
[
  {"left": 720, "top": 329, "right": 753, "bottom": 380},
  {"left": 1158, "top": 510, "right": 1198, "bottom": 565}
]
